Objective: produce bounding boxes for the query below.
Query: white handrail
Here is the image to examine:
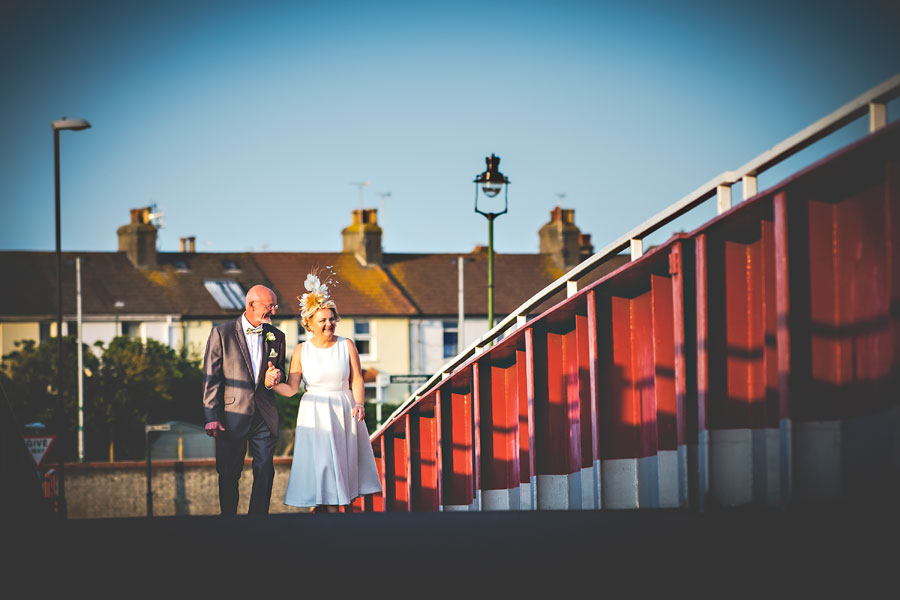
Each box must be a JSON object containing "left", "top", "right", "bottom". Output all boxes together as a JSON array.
[{"left": 373, "top": 72, "right": 900, "bottom": 437}]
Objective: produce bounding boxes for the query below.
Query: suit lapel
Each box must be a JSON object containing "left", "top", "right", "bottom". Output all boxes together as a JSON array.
[{"left": 233, "top": 319, "right": 255, "bottom": 381}]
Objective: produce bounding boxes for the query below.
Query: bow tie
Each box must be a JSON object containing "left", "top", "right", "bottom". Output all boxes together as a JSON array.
[{"left": 245, "top": 326, "right": 264, "bottom": 335}]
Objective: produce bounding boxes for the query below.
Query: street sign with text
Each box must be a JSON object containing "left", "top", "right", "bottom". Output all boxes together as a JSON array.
[
  {"left": 23, "top": 436, "right": 56, "bottom": 467},
  {"left": 389, "top": 374, "right": 431, "bottom": 385}
]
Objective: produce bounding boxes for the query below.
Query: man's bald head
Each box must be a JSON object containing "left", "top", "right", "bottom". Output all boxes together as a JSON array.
[{"left": 245, "top": 285, "right": 278, "bottom": 326}]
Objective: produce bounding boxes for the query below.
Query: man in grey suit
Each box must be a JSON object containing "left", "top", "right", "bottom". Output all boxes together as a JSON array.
[{"left": 202, "top": 284, "right": 286, "bottom": 515}]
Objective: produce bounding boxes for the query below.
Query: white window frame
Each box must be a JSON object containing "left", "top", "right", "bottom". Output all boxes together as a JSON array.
[
  {"left": 354, "top": 320, "right": 373, "bottom": 359},
  {"left": 442, "top": 320, "right": 459, "bottom": 359}
]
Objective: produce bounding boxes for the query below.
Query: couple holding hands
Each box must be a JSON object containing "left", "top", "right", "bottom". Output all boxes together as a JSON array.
[{"left": 201, "top": 269, "right": 381, "bottom": 515}]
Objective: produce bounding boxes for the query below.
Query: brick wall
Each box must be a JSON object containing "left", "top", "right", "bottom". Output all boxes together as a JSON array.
[{"left": 61, "top": 458, "right": 308, "bottom": 518}]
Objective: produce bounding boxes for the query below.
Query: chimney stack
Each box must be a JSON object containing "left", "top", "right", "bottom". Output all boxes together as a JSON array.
[
  {"left": 539, "top": 206, "right": 583, "bottom": 269},
  {"left": 180, "top": 236, "right": 196, "bottom": 253},
  {"left": 117, "top": 207, "right": 158, "bottom": 267},
  {"left": 342, "top": 208, "right": 382, "bottom": 266},
  {"left": 579, "top": 233, "right": 594, "bottom": 262}
]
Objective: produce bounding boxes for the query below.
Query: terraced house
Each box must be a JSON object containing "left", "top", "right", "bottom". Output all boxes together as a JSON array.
[{"left": 0, "top": 205, "right": 626, "bottom": 420}]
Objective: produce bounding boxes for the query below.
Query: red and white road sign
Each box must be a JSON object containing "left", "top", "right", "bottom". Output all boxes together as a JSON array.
[{"left": 23, "top": 436, "right": 56, "bottom": 467}]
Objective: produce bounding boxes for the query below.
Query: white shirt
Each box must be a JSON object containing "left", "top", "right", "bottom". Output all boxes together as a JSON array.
[{"left": 241, "top": 313, "right": 263, "bottom": 384}]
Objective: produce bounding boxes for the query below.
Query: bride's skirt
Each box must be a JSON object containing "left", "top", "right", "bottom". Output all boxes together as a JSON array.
[{"left": 283, "top": 390, "right": 382, "bottom": 507}]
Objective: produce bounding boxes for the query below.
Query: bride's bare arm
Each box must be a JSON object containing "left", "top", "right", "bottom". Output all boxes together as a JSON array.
[
  {"left": 347, "top": 338, "right": 365, "bottom": 422},
  {"left": 270, "top": 343, "right": 302, "bottom": 396}
]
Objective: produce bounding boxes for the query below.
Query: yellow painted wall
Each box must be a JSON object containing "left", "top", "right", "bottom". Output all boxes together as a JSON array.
[
  {"left": 0, "top": 322, "right": 40, "bottom": 361},
  {"left": 340, "top": 317, "right": 409, "bottom": 374}
]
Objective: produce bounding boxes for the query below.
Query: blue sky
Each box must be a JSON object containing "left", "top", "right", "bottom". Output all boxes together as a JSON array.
[{"left": 1, "top": 0, "right": 898, "bottom": 257}]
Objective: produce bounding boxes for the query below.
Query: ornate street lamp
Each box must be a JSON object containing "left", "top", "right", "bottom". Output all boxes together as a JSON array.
[{"left": 473, "top": 153, "right": 510, "bottom": 329}]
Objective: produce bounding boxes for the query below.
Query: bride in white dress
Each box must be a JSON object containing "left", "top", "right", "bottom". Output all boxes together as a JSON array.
[{"left": 266, "top": 271, "right": 382, "bottom": 512}]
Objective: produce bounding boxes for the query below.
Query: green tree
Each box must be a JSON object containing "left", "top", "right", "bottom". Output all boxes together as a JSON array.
[
  {"left": 95, "top": 337, "right": 204, "bottom": 460},
  {"left": 2, "top": 337, "right": 102, "bottom": 462},
  {"left": 3, "top": 336, "right": 204, "bottom": 462}
]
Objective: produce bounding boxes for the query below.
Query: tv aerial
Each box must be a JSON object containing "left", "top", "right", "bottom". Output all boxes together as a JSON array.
[
  {"left": 350, "top": 181, "right": 371, "bottom": 208},
  {"left": 147, "top": 203, "right": 166, "bottom": 229}
]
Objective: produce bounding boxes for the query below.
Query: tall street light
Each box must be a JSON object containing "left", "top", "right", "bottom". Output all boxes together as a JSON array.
[
  {"left": 52, "top": 117, "right": 91, "bottom": 475},
  {"left": 473, "top": 154, "right": 510, "bottom": 330}
]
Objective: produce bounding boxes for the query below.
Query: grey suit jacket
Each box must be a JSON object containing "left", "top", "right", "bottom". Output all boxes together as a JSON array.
[{"left": 202, "top": 317, "right": 287, "bottom": 439}]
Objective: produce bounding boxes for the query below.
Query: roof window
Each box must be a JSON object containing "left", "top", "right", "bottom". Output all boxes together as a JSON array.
[{"left": 204, "top": 280, "right": 245, "bottom": 310}]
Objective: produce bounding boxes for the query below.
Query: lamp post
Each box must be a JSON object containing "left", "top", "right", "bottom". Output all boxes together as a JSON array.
[
  {"left": 52, "top": 117, "right": 90, "bottom": 499},
  {"left": 473, "top": 154, "right": 510, "bottom": 330}
]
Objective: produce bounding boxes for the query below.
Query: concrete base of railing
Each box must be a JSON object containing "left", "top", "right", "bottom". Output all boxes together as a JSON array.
[
  {"left": 710, "top": 428, "right": 754, "bottom": 506},
  {"left": 581, "top": 462, "right": 602, "bottom": 509},
  {"left": 600, "top": 456, "right": 660, "bottom": 509},
  {"left": 536, "top": 473, "right": 583, "bottom": 510},
  {"left": 658, "top": 449, "right": 684, "bottom": 507},
  {"left": 483, "top": 487, "right": 520, "bottom": 510},
  {"left": 794, "top": 420, "right": 842, "bottom": 503},
  {"left": 521, "top": 477, "right": 536, "bottom": 509},
  {"left": 752, "top": 427, "right": 783, "bottom": 505}
]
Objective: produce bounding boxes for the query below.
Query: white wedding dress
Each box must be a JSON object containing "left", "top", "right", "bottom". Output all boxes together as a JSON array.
[{"left": 283, "top": 336, "right": 382, "bottom": 507}]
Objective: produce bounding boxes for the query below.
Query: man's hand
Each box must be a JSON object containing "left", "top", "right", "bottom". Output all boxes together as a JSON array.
[
  {"left": 264, "top": 361, "right": 282, "bottom": 389},
  {"left": 205, "top": 421, "right": 225, "bottom": 437}
]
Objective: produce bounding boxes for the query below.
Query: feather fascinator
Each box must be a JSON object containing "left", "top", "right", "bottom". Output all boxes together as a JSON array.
[{"left": 298, "top": 266, "right": 338, "bottom": 319}]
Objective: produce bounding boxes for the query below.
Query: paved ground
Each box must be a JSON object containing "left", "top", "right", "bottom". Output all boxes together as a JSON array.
[{"left": 5, "top": 505, "right": 898, "bottom": 598}]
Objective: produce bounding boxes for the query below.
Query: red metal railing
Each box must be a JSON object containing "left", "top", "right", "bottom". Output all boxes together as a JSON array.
[{"left": 365, "top": 75, "right": 900, "bottom": 511}]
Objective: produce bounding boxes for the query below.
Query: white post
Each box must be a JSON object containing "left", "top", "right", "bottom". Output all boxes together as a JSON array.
[
  {"left": 869, "top": 102, "right": 886, "bottom": 132},
  {"left": 717, "top": 184, "right": 732, "bottom": 214},
  {"left": 76, "top": 257, "right": 84, "bottom": 463},
  {"left": 742, "top": 175, "right": 758, "bottom": 200},
  {"left": 630, "top": 238, "right": 643, "bottom": 260}
]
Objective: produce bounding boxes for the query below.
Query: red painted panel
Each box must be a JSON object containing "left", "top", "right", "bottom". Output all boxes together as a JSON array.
[
  {"left": 632, "top": 291, "right": 658, "bottom": 458},
  {"left": 472, "top": 363, "right": 482, "bottom": 500},
  {"left": 517, "top": 346, "right": 533, "bottom": 484},
  {"left": 890, "top": 159, "right": 900, "bottom": 404},
  {"left": 537, "top": 329, "right": 561, "bottom": 474},
  {"left": 374, "top": 438, "right": 386, "bottom": 512},
  {"left": 434, "top": 391, "right": 444, "bottom": 507},
  {"left": 391, "top": 432, "right": 409, "bottom": 511},
  {"left": 586, "top": 291, "right": 600, "bottom": 464},
  {"left": 576, "top": 312, "right": 594, "bottom": 467},
  {"left": 388, "top": 421, "right": 409, "bottom": 512},
  {"left": 605, "top": 296, "right": 640, "bottom": 459},
  {"left": 651, "top": 274, "right": 677, "bottom": 450},
  {"left": 564, "top": 327, "right": 583, "bottom": 471},
  {"left": 774, "top": 192, "right": 799, "bottom": 422},
  {"left": 762, "top": 220, "right": 780, "bottom": 427},
  {"left": 594, "top": 294, "right": 615, "bottom": 458},
  {"left": 440, "top": 386, "right": 474, "bottom": 505},
  {"left": 808, "top": 187, "right": 893, "bottom": 419},
  {"left": 411, "top": 406, "right": 439, "bottom": 511},
  {"left": 695, "top": 233, "right": 710, "bottom": 433},
  {"left": 537, "top": 328, "right": 581, "bottom": 475},
  {"left": 722, "top": 238, "right": 766, "bottom": 428},
  {"left": 670, "top": 243, "right": 690, "bottom": 446},
  {"left": 480, "top": 362, "right": 519, "bottom": 490},
  {"left": 502, "top": 363, "right": 521, "bottom": 487}
]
